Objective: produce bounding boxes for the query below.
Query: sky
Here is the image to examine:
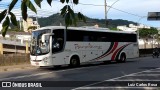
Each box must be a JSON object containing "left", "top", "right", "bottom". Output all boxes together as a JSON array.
[{"left": 0, "top": 0, "right": 160, "bottom": 28}]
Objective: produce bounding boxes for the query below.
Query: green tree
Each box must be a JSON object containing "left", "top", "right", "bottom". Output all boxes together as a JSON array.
[
  {"left": 138, "top": 28, "right": 158, "bottom": 48},
  {"left": 0, "top": 0, "right": 86, "bottom": 37},
  {"left": 139, "top": 28, "right": 158, "bottom": 38},
  {"left": 110, "top": 27, "right": 118, "bottom": 31}
]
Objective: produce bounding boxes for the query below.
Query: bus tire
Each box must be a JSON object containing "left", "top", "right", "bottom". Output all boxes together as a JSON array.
[
  {"left": 69, "top": 56, "right": 80, "bottom": 67},
  {"left": 119, "top": 53, "right": 126, "bottom": 63}
]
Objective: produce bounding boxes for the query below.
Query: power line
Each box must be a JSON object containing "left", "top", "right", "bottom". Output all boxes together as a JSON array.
[
  {"left": 78, "top": 3, "right": 143, "bottom": 18},
  {"left": 0, "top": 1, "right": 145, "bottom": 19},
  {"left": 53, "top": 0, "right": 144, "bottom": 18},
  {"left": 107, "top": 5, "right": 142, "bottom": 18}
]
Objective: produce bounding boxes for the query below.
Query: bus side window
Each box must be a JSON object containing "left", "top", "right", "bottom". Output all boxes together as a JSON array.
[
  {"left": 83, "top": 36, "right": 90, "bottom": 41},
  {"left": 52, "top": 29, "right": 64, "bottom": 53}
]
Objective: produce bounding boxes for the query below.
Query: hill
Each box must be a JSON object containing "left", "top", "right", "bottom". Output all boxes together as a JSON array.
[{"left": 38, "top": 13, "right": 137, "bottom": 29}]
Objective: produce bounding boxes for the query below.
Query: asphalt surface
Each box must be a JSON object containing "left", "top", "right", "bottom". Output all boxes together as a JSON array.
[
  {"left": 0, "top": 56, "right": 160, "bottom": 90},
  {"left": 0, "top": 64, "right": 36, "bottom": 72}
]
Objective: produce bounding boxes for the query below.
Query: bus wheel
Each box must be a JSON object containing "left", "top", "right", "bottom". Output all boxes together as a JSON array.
[
  {"left": 119, "top": 53, "right": 126, "bottom": 63},
  {"left": 70, "top": 56, "right": 80, "bottom": 67}
]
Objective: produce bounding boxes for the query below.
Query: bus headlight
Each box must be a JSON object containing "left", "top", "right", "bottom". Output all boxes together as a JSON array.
[{"left": 43, "top": 57, "right": 48, "bottom": 62}]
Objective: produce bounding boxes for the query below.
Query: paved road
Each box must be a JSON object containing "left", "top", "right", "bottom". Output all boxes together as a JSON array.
[{"left": 0, "top": 56, "right": 160, "bottom": 90}]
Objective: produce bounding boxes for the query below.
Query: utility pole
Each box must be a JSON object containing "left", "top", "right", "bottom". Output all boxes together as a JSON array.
[
  {"left": 36, "top": 16, "right": 39, "bottom": 28},
  {"left": 19, "top": 17, "right": 22, "bottom": 31},
  {"left": 35, "top": 5, "right": 39, "bottom": 29},
  {"left": 104, "top": 0, "right": 120, "bottom": 28},
  {"left": 104, "top": 0, "right": 108, "bottom": 27}
]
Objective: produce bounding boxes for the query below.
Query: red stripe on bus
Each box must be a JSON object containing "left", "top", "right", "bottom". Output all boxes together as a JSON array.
[
  {"left": 111, "top": 46, "right": 124, "bottom": 61},
  {"left": 94, "top": 42, "right": 118, "bottom": 60},
  {"left": 106, "top": 42, "right": 118, "bottom": 56},
  {"left": 97, "top": 42, "right": 118, "bottom": 60},
  {"left": 111, "top": 43, "right": 132, "bottom": 61}
]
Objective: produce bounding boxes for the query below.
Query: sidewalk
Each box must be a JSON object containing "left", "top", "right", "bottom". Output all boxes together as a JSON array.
[{"left": 0, "top": 63, "right": 37, "bottom": 72}]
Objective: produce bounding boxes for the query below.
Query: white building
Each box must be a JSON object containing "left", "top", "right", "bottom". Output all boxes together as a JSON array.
[
  {"left": 117, "top": 25, "right": 137, "bottom": 32},
  {"left": 129, "top": 24, "right": 150, "bottom": 29},
  {"left": 23, "top": 17, "right": 40, "bottom": 32},
  {"left": 0, "top": 32, "right": 31, "bottom": 45},
  {"left": 117, "top": 24, "right": 151, "bottom": 31}
]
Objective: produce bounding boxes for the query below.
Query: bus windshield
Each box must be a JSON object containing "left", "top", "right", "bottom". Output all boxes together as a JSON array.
[{"left": 30, "top": 29, "right": 51, "bottom": 55}]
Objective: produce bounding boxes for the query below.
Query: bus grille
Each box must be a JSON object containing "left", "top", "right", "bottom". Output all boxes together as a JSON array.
[{"left": 32, "top": 60, "right": 42, "bottom": 62}]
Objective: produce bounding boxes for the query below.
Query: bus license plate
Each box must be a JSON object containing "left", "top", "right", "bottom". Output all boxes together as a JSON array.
[{"left": 35, "top": 62, "right": 39, "bottom": 65}]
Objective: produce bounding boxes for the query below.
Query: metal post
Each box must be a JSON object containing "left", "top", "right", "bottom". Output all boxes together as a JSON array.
[
  {"left": 105, "top": 0, "right": 120, "bottom": 28},
  {"left": 35, "top": 5, "right": 39, "bottom": 29},
  {"left": 19, "top": 18, "right": 22, "bottom": 31},
  {"left": 104, "top": 0, "right": 107, "bottom": 27},
  {"left": 26, "top": 41, "right": 29, "bottom": 53},
  {"left": 0, "top": 43, "right": 3, "bottom": 55},
  {"left": 137, "top": 16, "right": 147, "bottom": 39},
  {"left": 15, "top": 40, "right": 17, "bottom": 54}
]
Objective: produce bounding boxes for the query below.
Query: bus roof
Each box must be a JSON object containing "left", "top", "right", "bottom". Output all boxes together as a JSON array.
[{"left": 33, "top": 26, "right": 137, "bottom": 34}]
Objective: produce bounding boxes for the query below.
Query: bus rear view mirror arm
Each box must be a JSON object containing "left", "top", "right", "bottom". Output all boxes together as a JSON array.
[{"left": 42, "top": 33, "right": 54, "bottom": 43}]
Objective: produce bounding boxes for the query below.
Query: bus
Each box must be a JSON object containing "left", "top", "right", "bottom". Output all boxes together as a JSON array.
[{"left": 30, "top": 26, "right": 139, "bottom": 67}]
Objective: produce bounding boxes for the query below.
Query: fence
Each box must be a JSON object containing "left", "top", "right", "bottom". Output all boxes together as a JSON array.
[
  {"left": 0, "top": 54, "right": 30, "bottom": 66},
  {"left": 0, "top": 48, "right": 158, "bottom": 66},
  {"left": 139, "top": 48, "right": 160, "bottom": 55}
]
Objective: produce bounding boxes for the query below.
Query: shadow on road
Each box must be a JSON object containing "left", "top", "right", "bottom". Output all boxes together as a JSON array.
[{"left": 38, "top": 60, "right": 137, "bottom": 71}]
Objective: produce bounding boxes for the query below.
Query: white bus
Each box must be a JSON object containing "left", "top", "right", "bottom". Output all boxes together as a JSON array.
[{"left": 30, "top": 26, "right": 139, "bottom": 67}]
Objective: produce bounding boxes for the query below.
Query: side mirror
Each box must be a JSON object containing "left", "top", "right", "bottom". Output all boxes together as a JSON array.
[{"left": 41, "top": 33, "right": 54, "bottom": 43}]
